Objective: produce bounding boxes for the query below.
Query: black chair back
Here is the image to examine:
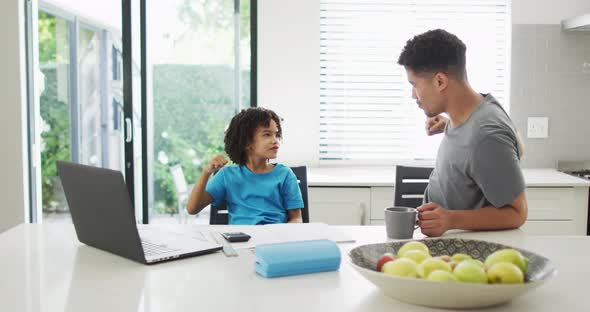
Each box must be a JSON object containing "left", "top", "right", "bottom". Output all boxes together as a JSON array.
[
  {"left": 209, "top": 166, "right": 309, "bottom": 224},
  {"left": 394, "top": 165, "right": 433, "bottom": 208},
  {"left": 290, "top": 166, "right": 310, "bottom": 223},
  {"left": 209, "top": 200, "right": 229, "bottom": 225}
]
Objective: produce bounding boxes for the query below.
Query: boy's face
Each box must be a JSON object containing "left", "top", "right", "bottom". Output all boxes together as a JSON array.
[
  {"left": 405, "top": 68, "right": 447, "bottom": 117},
  {"left": 247, "top": 119, "right": 281, "bottom": 161}
]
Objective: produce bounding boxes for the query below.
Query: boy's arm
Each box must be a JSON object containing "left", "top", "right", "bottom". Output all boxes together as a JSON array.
[
  {"left": 417, "top": 192, "right": 528, "bottom": 237},
  {"left": 186, "top": 155, "right": 228, "bottom": 215},
  {"left": 186, "top": 170, "right": 215, "bottom": 215},
  {"left": 287, "top": 209, "right": 303, "bottom": 223}
]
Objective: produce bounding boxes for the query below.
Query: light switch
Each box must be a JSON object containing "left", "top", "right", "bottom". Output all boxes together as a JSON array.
[{"left": 527, "top": 117, "right": 549, "bottom": 138}]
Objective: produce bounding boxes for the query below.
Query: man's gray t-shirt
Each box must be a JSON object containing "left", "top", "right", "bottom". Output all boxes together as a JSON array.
[{"left": 424, "top": 94, "right": 525, "bottom": 210}]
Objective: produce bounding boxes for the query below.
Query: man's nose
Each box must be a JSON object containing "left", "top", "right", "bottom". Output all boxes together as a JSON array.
[{"left": 411, "top": 88, "right": 417, "bottom": 99}]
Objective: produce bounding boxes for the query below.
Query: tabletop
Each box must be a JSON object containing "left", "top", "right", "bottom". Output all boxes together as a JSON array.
[{"left": 1, "top": 224, "right": 589, "bottom": 312}]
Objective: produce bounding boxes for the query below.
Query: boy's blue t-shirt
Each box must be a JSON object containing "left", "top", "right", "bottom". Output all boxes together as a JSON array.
[{"left": 205, "top": 164, "right": 304, "bottom": 225}]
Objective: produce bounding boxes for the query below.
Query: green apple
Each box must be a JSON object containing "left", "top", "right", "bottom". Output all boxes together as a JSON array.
[
  {"left": 451, "top": 253, "right": 472, "bottom": 262},
  {"left": 453, "top": 261, "right": 488, "bottom": 284},
  {"left": 484, "top": 249, "right": 528, "bottom": 274},
  {"left": 396, "top": 241, "right": 429, "bottom": 257},
  {"left": 376, "top": 253, "right": 396, "bottom": 272},
  {"left": 381, "top": 258, "right": 419, "bottom": 278},
  {"left": 464, "top": 259, "right": 485, "bottom": 268},
  {"left": 487, "top": 262, "right": 524, "bottom": 284},
  {"left": 402, "top": 250, "right": 432, "bottom": 264},
  {"left": 426, "top": 270, "right": 458, "bottom": 282},
  {"left": 418, "top": 257, "right": 452, "bottom": 278}
]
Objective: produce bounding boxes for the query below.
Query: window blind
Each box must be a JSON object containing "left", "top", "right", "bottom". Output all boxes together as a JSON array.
[{"left": 319, "top": 0, "right": 510, "bottom": 163}]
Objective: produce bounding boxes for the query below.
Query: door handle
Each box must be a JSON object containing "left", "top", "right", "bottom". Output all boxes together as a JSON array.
[{"left": 125, "top": 118, "right": 133, "bottom": 143}]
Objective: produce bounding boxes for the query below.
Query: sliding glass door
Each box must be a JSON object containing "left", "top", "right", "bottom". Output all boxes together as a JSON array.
[
  {"left": 28, "top": 1, "right": 134, "bottom": 223},
  {"left": 27, "top": 0, "right": 255, "bottom": 224}
]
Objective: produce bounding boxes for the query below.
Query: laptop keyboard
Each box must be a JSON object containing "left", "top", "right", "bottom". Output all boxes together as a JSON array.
[{"left": 141, "top": 240, "right": 178, "bottom": 256}]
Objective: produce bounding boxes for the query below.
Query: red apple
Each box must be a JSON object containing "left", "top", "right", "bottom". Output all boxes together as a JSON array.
[
  {"left": 435, "top": 255, "right": 452, "bottom": 263},
  {"left": 377, "top": 253, "right": 396, "bottom": 272}
]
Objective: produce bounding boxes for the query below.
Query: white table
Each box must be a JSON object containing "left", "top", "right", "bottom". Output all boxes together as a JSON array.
[{"left": 1, "top": 224, "right": 589, "bottom": 311}]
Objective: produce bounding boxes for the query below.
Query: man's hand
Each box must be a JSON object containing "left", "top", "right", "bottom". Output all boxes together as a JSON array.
[
  {"left": 417, "top": 202, "right": 452, "bottom": 237},
  {"left": 204, "top": 155, "right": 228, "bottom": 174},
  {"left": 425, "top": 115, "right": 448, "bottom": 136}
]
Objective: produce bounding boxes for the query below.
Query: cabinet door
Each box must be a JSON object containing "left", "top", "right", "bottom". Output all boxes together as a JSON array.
[
  {"left": 309, "top": 187, "right": 370, "bottom": 225},
  {"left": 370, "top": 187, "right": 394, "bottom": 221},
  {"left": 526, "top": 187, "right": 576, "bottom": 220},
  {"left": 524, "top": 187, "right": 588, "bottom": 235}
]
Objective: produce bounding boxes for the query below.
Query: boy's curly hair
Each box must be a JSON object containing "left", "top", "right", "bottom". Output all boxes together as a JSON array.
[
  {"left": 224, "top": 107, "right": 283, "bottom": 165},
  {"left": 397, "top": 29, "right": 467, "bottom": 80}
]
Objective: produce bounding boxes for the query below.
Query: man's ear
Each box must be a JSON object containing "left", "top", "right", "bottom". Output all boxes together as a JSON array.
[{"left": 435, "top": 72, "right": 449, "bottom": 91}]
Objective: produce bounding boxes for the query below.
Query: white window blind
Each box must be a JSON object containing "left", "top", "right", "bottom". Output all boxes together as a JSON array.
[{"left": 319, "top": 0, "right": 510, "bottom": 163}]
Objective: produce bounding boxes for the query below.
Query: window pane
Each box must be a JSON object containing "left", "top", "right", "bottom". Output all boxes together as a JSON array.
[
  {"left": 78, "top": 26, "right": 102, "bottom": 166},
  {"left": 147, "top": 0, "right": 251, "bottom": 224},
  {"left": 37, "top": 4, "right": 125, "bottom": 223},
  {"left": 38, "top": 11, "right": 71, "bottom": 217}
]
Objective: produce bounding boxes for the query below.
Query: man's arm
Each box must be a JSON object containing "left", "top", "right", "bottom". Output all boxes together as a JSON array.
[
  {"left": 448, "top": 191, "right": 527, "bottom": 231},
  {"left": 417, "top": 192, "right": 528, "bottom": 237},
  {"left": 287, "top": 209, "right": 303, "bottom": 223}
]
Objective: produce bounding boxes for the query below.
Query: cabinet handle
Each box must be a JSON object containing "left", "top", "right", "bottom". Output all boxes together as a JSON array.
[{"left": 359, "top": 203, "right": 366, "bottom": 225}]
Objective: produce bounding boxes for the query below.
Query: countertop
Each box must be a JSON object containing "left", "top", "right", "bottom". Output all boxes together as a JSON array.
[
  {"left": 307, "top": 167, "right": 590, "bottom": 187},
  {"left": 1, "top": 223, "right": 589, "bottom": 312}
]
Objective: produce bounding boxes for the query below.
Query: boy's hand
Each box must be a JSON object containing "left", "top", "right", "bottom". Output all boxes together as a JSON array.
[
  {"left": 417, "top": 202, "right": 452, "bottom": 237},
  {"left": 425, "top": 115, "right": 448, "bottom": 136},
  {"left": 204, "top": 155, "right": 228, "bottom": 174}
]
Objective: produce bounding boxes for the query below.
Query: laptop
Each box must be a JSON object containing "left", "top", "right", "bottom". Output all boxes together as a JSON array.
[{"left": 57, "top": 161, "right": 222, "bottom": 264}]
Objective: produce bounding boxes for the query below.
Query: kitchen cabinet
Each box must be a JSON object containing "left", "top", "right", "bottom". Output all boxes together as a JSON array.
[
  {"left": 307, "top": 168, "right": 590, "bottom": 235},
  {"left": 522, "top": 187, "right": 589, "bottom": 235},
  {"left": 370, "top": 187, "right": 394, "bottom": 224},
  {"left": 308, "top": 187, "right": 370, "bottom": 225},
  {"left": 309, "top": 185, "right": 589, "bottom": 235}
]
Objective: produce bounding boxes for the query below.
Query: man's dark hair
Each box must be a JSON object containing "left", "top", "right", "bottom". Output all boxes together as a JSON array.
[
  {"left": 397, "top": 29, "right": 467, "bottom": 79},
  {"left": 224, "top": 107, "right": 282, "bottom": 165}
]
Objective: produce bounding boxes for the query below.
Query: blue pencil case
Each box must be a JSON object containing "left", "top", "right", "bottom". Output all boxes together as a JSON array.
[{"left": 255, "top": 239, "right": 341, "bottom": 278}]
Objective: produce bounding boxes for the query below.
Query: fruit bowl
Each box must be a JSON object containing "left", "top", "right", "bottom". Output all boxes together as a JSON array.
[{"left": 349, "top": 238, "right": 555, "bottom": 309}]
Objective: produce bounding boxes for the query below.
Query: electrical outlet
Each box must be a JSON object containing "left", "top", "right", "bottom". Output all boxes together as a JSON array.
[{"left": 527, "top": 117, "right": 549, "bottom": 138}]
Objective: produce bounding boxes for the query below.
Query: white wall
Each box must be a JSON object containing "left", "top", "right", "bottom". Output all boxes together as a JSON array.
[
  {"left": 259, "top": 0, "right": 590, "bottom": 168},
  {"left": 258, "top": 0, "right": 320, "bottom": 167},
  {"left": 0, "top": 0, "right": 28, "bottom": 232},
  {"left": 512, "top": 0, "right": 590, "bottom": 24}
]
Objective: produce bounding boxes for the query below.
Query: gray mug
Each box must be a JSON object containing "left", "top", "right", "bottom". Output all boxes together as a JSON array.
[{"left": 384, "top": 206, "right": 419, "bottom": 239}]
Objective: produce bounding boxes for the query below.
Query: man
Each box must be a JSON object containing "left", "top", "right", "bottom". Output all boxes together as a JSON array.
[{"left": 397, "top": 29, "right": 527, "bottom": 237}]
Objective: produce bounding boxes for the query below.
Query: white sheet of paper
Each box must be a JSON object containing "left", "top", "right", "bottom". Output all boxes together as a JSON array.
[
  {"left": 206, "top": 223, "right": 355, "bottom": 249},
  {"left": 140, "top": 223, "right": 355, "bottom": 250}
]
